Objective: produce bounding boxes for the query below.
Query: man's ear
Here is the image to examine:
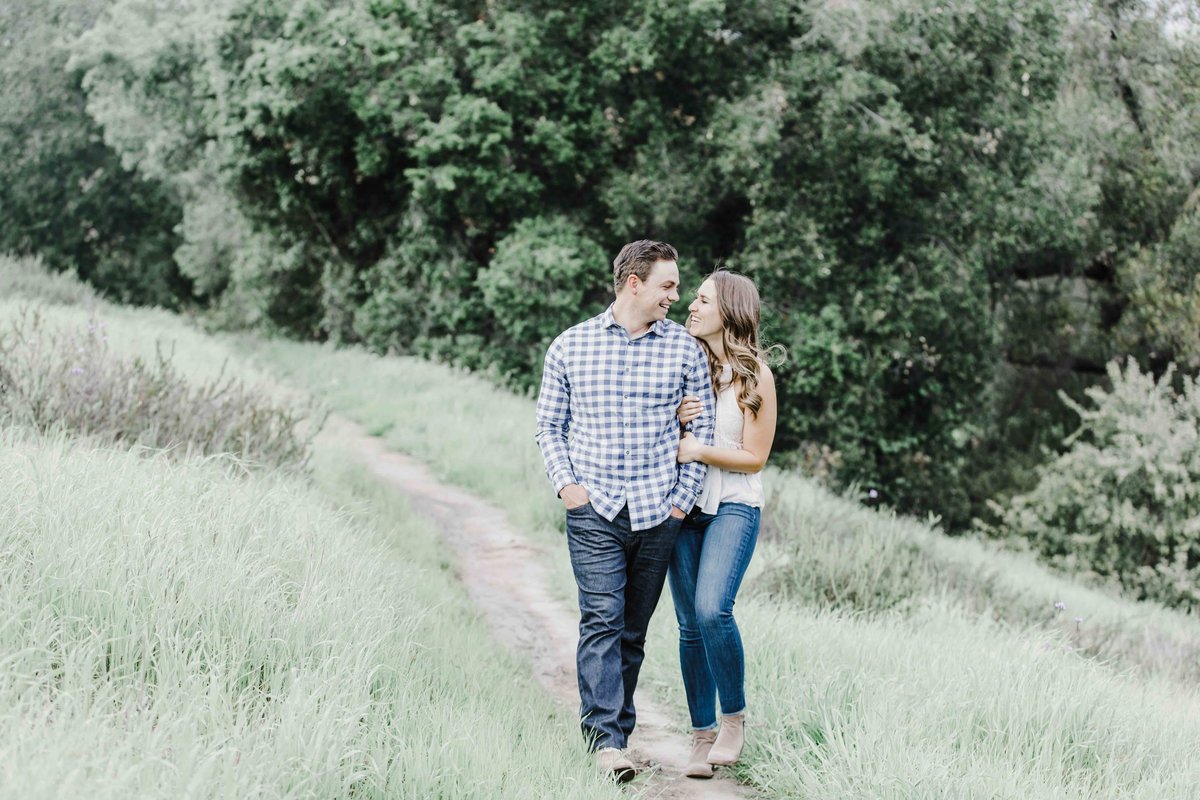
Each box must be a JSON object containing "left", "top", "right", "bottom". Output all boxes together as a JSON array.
[{"left": 627, "top": 274, "right": 641, "bottom": 295}]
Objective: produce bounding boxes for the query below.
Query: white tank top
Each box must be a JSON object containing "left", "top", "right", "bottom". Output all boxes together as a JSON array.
[{"left": 697, "top": 365, "right": 765, "bottom": 514}]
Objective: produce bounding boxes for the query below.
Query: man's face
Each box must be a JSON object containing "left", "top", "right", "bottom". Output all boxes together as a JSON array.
[{"left": 631, "top": 259, "right": 681, "bottom": 323}]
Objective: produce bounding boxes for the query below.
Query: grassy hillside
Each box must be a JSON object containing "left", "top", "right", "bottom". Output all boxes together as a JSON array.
[
  {"left": 246, "top": 337, "right": 1200, "bottom": 797},
  {"left": 0, "top": 258, "right": 621, "bottom": 799},
  {"left": 0, "top": 431, "right": 624, "bottom": 799},
  {"left": 5, "top": 254, "right": 1199, "bottom": 797}
]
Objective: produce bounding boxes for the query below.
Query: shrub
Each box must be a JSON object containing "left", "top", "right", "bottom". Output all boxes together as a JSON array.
[
  {"left": 0, "top": 253, "right": 98, "bottom": 306},
  {"left": 0, "top": 308, "right": 321, "bottom": 469},
  {"left": 991, "top": 358, "right": 1200, "bottom": 608},
  {"left": 476, "top": 216, "right": 609, "bottom": 386},
  {"left": 352, "top": 221, "right": 482, "bottom": 361}
]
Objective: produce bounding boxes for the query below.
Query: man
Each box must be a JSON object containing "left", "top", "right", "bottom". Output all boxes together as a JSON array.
[{"left": 535, "top": 239, "right": 716, "bottom": 781}]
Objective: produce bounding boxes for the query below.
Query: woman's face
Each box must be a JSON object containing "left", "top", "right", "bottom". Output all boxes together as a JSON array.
[{"left": 687, "top": 278, "right": 723, "bottom": 340}]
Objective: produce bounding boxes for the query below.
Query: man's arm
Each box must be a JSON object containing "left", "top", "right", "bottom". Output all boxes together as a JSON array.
[
  {"left": 534, "top": 337, "right": 578, "bottom": 497},
  {"left": 669, "top": 343, "right": 715, "bottom": 514}
]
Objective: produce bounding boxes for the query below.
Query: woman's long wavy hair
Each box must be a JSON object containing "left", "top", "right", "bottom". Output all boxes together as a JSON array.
[{"left": 700, "top": 269, "right": 785, "bottom": 418}]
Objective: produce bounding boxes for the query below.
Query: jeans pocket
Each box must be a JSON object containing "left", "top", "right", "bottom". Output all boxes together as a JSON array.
[{"left": 566, "top": 502, "right": 592, "bottom": 516}]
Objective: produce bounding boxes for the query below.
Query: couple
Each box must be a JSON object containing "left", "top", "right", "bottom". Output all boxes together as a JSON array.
[{"left": 535, "top": 239, "right": 779, "bottom": 782}]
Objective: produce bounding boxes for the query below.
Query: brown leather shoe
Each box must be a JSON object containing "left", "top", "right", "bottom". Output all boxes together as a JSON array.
[
  {"left": 684, "top": 728, "right": 718, "bottom": 778},
  {"left": 595, "top": 747, "right": 636, "bottom": 783},
  {"left": 707, "top": 713, "right": 745, "bottom": 766}
]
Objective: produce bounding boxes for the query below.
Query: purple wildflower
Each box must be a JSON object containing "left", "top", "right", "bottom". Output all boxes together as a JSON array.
[{"left": 1054, "top": 601, "right": 1066, "bottom": 612}]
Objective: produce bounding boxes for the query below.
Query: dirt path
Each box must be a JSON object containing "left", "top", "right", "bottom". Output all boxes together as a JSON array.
[{"left": 326, "top": 417, "right": 753, "bottom": 800}]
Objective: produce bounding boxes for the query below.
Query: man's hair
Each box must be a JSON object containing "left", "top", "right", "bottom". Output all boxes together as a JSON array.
[{"left": 612, "top": 240, "right": 678, "bottom": 294}]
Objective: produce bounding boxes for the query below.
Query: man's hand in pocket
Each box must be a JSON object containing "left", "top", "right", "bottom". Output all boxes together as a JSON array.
[{"left": 560, "top": 483, "right": 590, "bottom": 510}]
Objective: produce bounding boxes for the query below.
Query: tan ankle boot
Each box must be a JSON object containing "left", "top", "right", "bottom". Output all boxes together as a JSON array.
[
  {"left": 707, "top": 713, "right": 745, "bottom": 766},
  {"left": 684, "top": 728, "right": 717, "bottom": 779},
  {"left": 595, "top": 747, "right": 636, "bottom": 783}
]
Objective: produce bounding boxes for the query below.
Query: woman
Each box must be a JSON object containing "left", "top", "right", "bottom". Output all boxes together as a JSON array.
[{"left": 671, "top": 269, "right": 779, "bottom": 779}]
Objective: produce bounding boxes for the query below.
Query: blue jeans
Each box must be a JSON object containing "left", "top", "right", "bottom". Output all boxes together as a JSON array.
[
  {"left": 565, "top": 503, "right": 681, "bottom": 750},
  {"left": 667, "top": 502, "right": 760, "bottom": 730}
]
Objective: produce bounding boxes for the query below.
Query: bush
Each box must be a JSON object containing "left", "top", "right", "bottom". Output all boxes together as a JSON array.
[
  {"left": 476, "top": 216, "right": 609, "bottom": 385},
  {"left": 0, "top": 308, "right": 321, "bottom": 469},
  {"left": 1116, "top": 205, "right": 1200, "bottom": 371},
  {"left": 0, "top": 253, "right": 98, "bottom": 306},
  {"left": 991, "top": 358, "right": 1200, "bottom": 608}
]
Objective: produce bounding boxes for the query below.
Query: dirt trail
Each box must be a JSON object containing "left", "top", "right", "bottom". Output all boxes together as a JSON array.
[{"left": 325, "top": 416, "right": 753, "bottom": 800}]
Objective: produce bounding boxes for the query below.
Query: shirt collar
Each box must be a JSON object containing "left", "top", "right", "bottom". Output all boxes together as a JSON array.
[{"left": 602, "top": 304, "right": 666, "bottom": 338}]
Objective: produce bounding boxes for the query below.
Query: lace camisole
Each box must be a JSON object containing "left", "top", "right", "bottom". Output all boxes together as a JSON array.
[{"left": 696, "top": 364, "right": 765, "bottom": 514}]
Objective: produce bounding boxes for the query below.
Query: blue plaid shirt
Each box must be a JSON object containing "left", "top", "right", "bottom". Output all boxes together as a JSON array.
[{"left": 535, "top": 305, "right": 716, "bottom": 531}]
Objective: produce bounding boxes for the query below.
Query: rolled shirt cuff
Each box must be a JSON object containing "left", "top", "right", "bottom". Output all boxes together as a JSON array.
[
  {"left": 553, "top": 471, "right": 579, "bottom": 497},
  {"left": 669, "top": 485, "right": 698, "bottom": 515}
]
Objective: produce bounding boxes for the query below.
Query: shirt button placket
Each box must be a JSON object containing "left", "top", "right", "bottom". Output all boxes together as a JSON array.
[{"left": 622, "top": 338, "right": 632, "bottom": 467}]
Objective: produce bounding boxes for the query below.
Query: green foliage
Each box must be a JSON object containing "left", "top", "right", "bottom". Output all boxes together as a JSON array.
[
  {"left": 208, "top": 0, "right": 452, "bottom": 335},
  {"left": 993, "top": 359, "right": 1200, "bottom": 608},
  {"left": 0, "top": 0, "right": 188, "bottom": 306},
  {"left": 477, "top": 216, "right": 609, "bottom": 384},
  {"left": 723, "top": 0, "right": 1065, "bottom": 523},
  {"left": 68, "top": 0, "right": 274, "bottom": 312},
  {"left": 351, "top": 215, "right": 485, "bottom": 363},
  {"left": 1116, "top": 205, "right": 1200, "bottom": 370},
  {"left": 57, "top": 0, "right": 1067, "bottom": 523},
  {"left": 26, "top": 0, "right": 1200, "bottom": 532},
  {"left": 171, "top": 182, "right": 248, "bottom": 300},
  {"left": 0, "top": 308, "right": 320, "bottom": 469}
]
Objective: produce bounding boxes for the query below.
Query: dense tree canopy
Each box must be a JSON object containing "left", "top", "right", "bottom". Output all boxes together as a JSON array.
[
  {"left": 4, "top": 0, "right": 1198, "bottom": 528},
  {"left": 0, "top": 0, "right": 187, "bottom": 306}
]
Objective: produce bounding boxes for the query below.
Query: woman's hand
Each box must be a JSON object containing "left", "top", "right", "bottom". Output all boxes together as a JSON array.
[
  {"left": 677, "top": 432, "right": 705, "bottom": 464},
  {"left": 677, "top": 395, "right": 703, "bottom": 425}
]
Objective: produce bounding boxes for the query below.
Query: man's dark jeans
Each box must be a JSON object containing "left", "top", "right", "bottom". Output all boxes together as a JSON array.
[{"left": 565, "top": 502, "right": 681, "bottom": 751}]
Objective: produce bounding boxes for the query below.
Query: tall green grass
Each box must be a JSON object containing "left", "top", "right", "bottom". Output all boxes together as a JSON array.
[
  {"left": 0, "top": 428, "right": 621, "bottom": 799},
  {"left": 0, "top": 253, "right": 98, "bottom": 306},
  {"left": 241, "top": 339, "right": 562, "bottom": 537},
  {"left": 8, "top": 279, "right": 1199, "bottom": 796},
  {"left": 0, "top": 297, "right": 255, "bottom": 386},
  {"left": 0, "top": 308, "right": 319, "bottom": 468},
  {"left": 0, "top": 288, "right": 626, "bottom": 797},
  {"left": 760, "top": 471, "right": 1200, "bottom": 682},
  {"left": 246, "top": 337, "right": 1200, "bottom": 796},
  {"left": 653, "top": 601, "right": 1200, "bottom": 798}
]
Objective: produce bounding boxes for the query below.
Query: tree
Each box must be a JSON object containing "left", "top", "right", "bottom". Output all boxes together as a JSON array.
[
  {"left": 710, "top": 0, "right": 1070, "bottom": 523},
  {"left": 51, "top": 0, "right": 1200, "bottom": 533},
  {"left": 0, "top": 0, "right": 187, "bottom": 306}
]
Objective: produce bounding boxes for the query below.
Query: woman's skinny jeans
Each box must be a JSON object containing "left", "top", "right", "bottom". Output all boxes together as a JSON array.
[{"left": 667, "top": 502, "right": 760, "bottom": 730}]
